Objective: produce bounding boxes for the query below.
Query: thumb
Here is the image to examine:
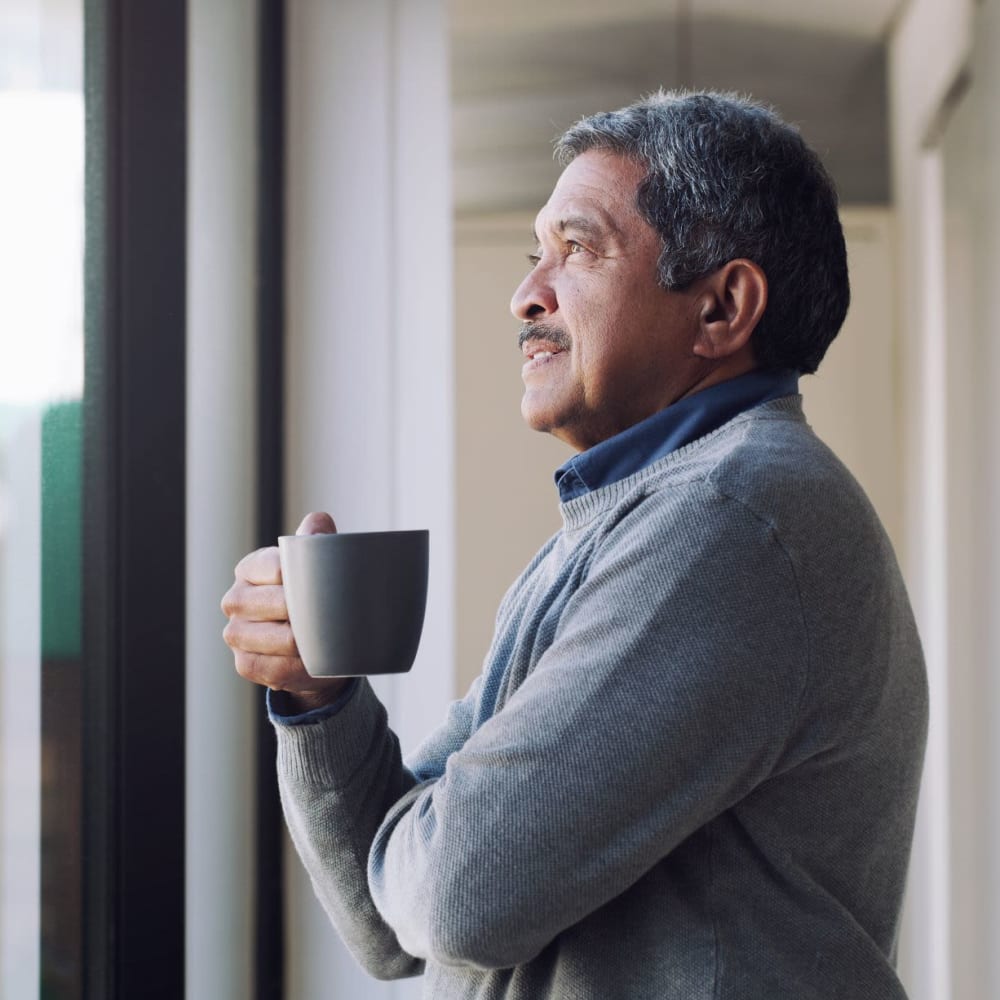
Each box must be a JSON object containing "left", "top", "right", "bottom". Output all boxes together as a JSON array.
[{"left": 296, "top": 511, "right": 338, "bottom": 536}]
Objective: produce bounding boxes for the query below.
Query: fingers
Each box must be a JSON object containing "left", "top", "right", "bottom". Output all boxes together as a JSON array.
[
  {"left": 223, "top": 617, "right": 298, "bottom": 658},
  {"left": 223, "top": 513, "right": 337, "bottom": 693},
  {"left": 231, "top": 649, "right": 349, "bottom": 701},
  {"left": 229, "top": 512, "right": 336, "bottom": 589},
  {"left": 223, "top": 605, "right": 313, "bottom": 692},
  {"left": 230, "top": 649, "right": 305, "bottom": 690},
  {"left": 224, "top": 619, "right": 314, "bottom": 691},
  {"left": 233, "top": 545, "right": 282, "bottom": 585},
  {"left": 296, "top": 511, "right": 337, "bottom": 536},
  {"left": 220, "top": 580, "right": 287, "bottom": 622}
]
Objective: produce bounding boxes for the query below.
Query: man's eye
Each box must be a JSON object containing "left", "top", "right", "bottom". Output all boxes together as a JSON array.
[
  {"left": 526, "top": 251, "right": 542, "bottom": 267},
  {"left": 567, "top": 241, "right": 586, "bottom": 255}
]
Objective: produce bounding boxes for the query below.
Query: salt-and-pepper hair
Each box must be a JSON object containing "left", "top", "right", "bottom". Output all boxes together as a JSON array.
[{"left": 556, "top": 91, "right": 850, "bottom": 374}]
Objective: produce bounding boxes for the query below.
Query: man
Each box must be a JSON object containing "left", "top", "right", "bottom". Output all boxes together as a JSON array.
[{"left": 222, "top": 91, "right": 927, "bottom": 998}]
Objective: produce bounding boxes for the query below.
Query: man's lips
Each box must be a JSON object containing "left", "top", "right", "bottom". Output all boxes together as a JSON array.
[
  {"left": 518, "top": 323, "right": 571, "bottom": 366},
  {"left": 522, "top": 341, "right": 565, "bottom": 361},
  {"left": 521, "top": 342, "right": 566, "bottom": 376}
]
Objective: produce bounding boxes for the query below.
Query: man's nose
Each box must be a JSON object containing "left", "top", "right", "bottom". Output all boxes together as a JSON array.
[{"left": 510, "top": 266, "right": 557, "bottom": 321}]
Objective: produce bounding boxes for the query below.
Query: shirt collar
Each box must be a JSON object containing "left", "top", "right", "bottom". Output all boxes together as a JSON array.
[{"left": 555, "top": 368, "right": 800, "bottom": 502}]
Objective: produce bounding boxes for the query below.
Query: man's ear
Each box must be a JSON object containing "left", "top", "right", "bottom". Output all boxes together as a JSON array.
[{"left": 692, "top": 259, "right": 768, "bottom": 360}]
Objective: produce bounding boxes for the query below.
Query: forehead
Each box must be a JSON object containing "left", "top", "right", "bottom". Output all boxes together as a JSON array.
[{"left": 534, "top": 149, "right": 649, "bottom": 237}]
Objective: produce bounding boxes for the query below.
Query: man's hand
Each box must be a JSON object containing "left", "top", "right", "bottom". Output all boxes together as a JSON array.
[{"left": 221, "top": 511, "right": 350, "bottom": 712}]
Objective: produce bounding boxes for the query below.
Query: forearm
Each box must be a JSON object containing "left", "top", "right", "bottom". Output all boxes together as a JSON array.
[
  {"left": 365, "top": 498, "right": 809, "bottom": 970},
  {"left": 274, "top": 679, "right": 424, "bottom": 980}
]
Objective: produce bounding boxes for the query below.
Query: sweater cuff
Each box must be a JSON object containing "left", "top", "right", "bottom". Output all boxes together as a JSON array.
[
  {"left": 271, "top": 678, "right": 386, "bottom": 789},
  {"left": 267, "top": 679, "right": 359, "bottom": 725}
]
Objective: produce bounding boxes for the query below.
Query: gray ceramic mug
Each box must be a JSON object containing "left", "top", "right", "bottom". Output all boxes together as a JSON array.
[{"left": 277, "top": 529, "right": 429, "bottom": 677}]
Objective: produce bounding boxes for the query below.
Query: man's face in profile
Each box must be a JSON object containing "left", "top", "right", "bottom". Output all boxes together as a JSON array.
[{"left": 510, "top": 150, "right": 704, "bottom": 452}]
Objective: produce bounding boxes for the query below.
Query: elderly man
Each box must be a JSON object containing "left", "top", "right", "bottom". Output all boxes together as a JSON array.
[{"left": 222, "top": 91, "right": 927, "bottom": 999}]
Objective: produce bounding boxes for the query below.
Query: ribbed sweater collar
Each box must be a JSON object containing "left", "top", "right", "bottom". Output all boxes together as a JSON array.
[{"left": 559, "top": 395, "right": 805, "bottom": 532}]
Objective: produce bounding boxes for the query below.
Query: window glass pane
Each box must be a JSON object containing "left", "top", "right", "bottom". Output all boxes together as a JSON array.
[{"left": 0, "top": 1, "right": 83, "bottom": 998}]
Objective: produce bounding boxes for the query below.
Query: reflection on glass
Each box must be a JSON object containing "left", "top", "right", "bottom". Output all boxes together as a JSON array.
[{"left": 0, "top": 1, "right": 84, "bottom": 998}]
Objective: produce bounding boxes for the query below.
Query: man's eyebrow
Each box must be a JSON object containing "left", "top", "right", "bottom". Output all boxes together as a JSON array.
[
  {"left": 556, "top": 215, "right": 613, "bottom": 242},
  {"left": 531, "top": 213, "right": 620, "bottom": 245}
]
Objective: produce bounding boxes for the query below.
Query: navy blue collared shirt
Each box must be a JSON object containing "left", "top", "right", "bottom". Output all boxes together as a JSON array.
[{"left": 554, "top": 369, "right": 800, "bottom": 502}]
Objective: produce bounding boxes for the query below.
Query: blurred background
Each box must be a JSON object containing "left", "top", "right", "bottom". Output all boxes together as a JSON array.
[{"left": 0, "top": 0, "right": 993, "bottom": 997}]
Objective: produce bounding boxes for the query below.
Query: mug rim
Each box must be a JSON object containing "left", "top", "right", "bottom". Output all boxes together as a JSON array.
[{"left": 278, "top": 528, "right": 428, "bottom": 543}]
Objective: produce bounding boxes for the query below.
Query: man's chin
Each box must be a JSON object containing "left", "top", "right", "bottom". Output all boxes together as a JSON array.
[
  {"left": 521, "top": 396, "right": 589, "bottom": 451},
  {"left": 520, "top": 394, "right": 557, "bottom": 435}
]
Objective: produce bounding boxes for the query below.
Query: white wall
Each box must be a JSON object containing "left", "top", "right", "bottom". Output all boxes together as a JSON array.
[
  {"left": 888, "top": 1, "right": 993, "bottom": 997},
  {"left": 939, "top": 79, "right": 995, "bottom": 1000},
  {"left": 185, "top": 1, "right": 259, "bottom": 996},
  {"left": 801, "top": 208, "right": 901, "bottom": 547},
  {"left": 283, "top": 1, "right": 454, "bottom": 996}
]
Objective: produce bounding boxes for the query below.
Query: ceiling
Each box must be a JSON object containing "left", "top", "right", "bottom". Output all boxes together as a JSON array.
[
  {"left": 450, "top": 0, "right": 902, "bottom": 214},
  {"left": 450, "top": 0, "right": 902, "bottom": 40}
]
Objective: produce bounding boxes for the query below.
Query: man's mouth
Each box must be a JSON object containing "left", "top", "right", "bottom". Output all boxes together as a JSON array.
[
  {"left": 519, "top": 323, "right": 570, "bottom": 365},
  {"left": 521, "top": 343, "right": 566, "bottom": 377}
]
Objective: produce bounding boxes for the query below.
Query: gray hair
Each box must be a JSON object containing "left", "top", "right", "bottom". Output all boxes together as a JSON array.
[{"left": 555, "top": 90, "right": 850, "bottom": 374}]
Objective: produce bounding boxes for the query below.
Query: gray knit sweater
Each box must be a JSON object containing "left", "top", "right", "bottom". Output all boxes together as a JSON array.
[{"left": 273, "top": 397, "right": 927, "bottom": 999}]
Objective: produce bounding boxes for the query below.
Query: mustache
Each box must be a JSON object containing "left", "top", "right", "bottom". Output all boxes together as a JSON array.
[{"left": 518, "top": 322, "right": 571, "bottom": 353}]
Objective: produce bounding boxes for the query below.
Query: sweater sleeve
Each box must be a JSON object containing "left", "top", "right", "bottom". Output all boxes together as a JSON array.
[
  {"left": 274, "top": 672, "right": 484, "bottom": 980},
  {"left": 366, "top": 488, "right": 810, "bottom": 970}
]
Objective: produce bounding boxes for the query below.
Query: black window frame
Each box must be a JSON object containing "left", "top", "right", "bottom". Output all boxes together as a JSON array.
[
  {"left": 80, "top": 0, "right": 285, "bottom": 1000},
  {"left": 83, "top": 1, "right": 289, "bottom": 995},
  {"left": 83, "top": 1, "right": 188, "bottom": 996}
]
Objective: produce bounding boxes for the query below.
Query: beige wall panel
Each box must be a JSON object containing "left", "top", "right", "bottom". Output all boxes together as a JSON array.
[{"left": 455, "top": 215, "right": 571, "bottom": 695}]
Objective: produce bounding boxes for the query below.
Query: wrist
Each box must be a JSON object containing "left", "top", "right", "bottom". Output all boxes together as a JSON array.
[{"left": 278, "top": 679, "right": 352, "bottom": 714}]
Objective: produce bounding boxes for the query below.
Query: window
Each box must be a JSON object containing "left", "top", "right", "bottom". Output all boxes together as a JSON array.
[{"left": 0, "top": 2, "right": 85, "bottom": 996}]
